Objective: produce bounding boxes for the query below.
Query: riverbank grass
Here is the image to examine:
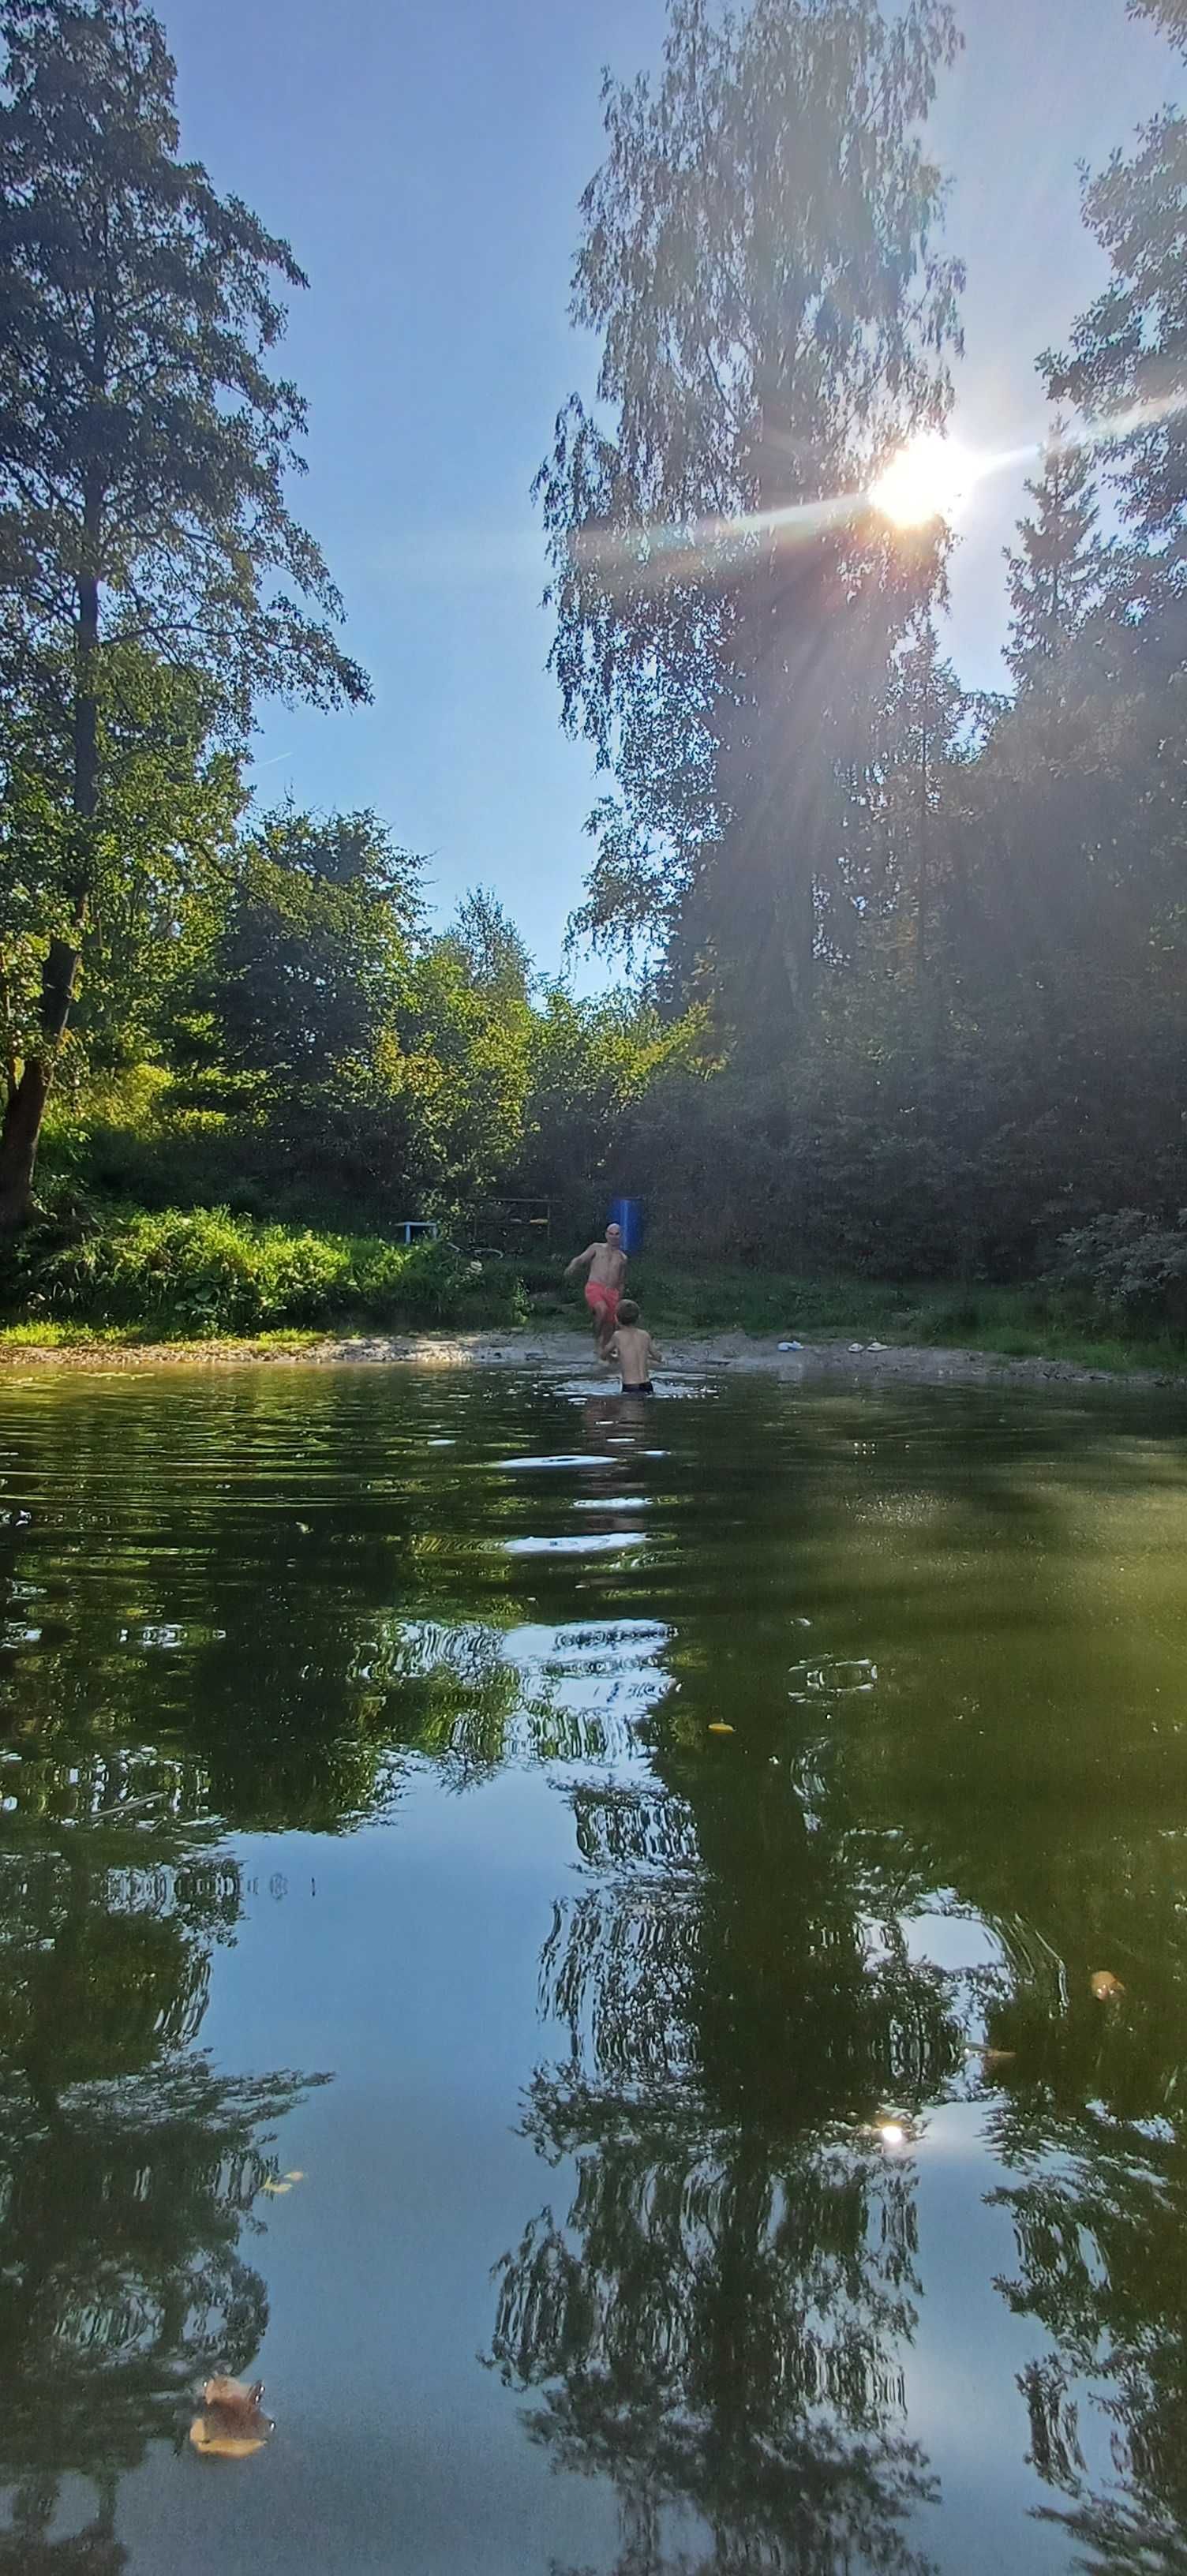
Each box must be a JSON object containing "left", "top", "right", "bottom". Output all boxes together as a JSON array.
[
  {"left": 616, "top": 1265, "right": 1187, "bottom": 1376},
  {"left": 2, "top": 1207, "right": 1185, "bottom": 1376}
]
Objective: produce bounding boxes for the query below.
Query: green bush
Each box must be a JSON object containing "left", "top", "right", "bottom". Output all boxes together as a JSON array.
[
  {"left": 1047, "top": 1211, "right": 1187, "bottom": 1331},
  {"left": 22, "top": 1208, "right": 528, "bottom": 1336}
]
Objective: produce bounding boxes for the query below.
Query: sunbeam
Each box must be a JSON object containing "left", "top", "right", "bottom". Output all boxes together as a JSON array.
[
  {"left": 868, "top": 431, "right": 979, "bottom": 528},
  {"left": 561, "top": 391, "right": 1187, "bottom": 598}
]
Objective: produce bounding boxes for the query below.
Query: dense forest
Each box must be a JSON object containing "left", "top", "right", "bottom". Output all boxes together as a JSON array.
[{"left": 2, "top": 0, "right": 1187, "bottom": 1332}]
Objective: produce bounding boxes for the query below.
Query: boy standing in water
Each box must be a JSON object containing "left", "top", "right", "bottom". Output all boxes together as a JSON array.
[
  {"left": 565, "top": 1222, "right": 627, "bottom": 1356},
  {"left": 608, "top": 1299, "right": 662, "bottom": 1395}
]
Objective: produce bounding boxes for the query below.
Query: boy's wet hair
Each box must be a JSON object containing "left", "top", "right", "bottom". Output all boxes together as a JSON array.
[{"left": 617, "top": 1298, "right": 641, "bottom": 1325}]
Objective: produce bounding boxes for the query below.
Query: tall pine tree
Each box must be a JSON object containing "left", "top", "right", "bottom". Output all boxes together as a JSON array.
[
  {"left": 1049, "top": 66, "right": 1187, "bottom": 638},
  {"left": 0, "top": 0, "right": 369, "bottom": 1223},
  {"left": 1004, "top": 426, "right": 1103, "bottom": 691}
]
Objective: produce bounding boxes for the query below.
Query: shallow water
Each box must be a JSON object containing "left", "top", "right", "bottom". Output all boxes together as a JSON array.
[{"left": 1, "top": 1365, "right": 1187, "bottom": 2574}]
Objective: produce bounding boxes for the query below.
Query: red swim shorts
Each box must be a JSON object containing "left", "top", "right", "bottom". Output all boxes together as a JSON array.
[{"left": 585, "top": 1280, "right": 620, "bottom": 1324}]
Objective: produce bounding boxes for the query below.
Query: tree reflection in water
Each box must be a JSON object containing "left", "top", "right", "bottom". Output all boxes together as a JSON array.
[
  {"left": 490, "top": 1768, "right": 947, "bottom": 2576},
  {"left": 0, "top": 2493, "right": 128, "bottom": 2576},
  {"left": 0, "top": 1820, "right": 327, "bottom": 2560},
  {"left": 6, "top": 1374, "right": 1187, "bottom": 2567},
  {"left": 994, "top": 2076, "right": 1187, "bottom": 2576},
  {"left": 492, "top": 2117, "right": 936, "bottom": 2576}
]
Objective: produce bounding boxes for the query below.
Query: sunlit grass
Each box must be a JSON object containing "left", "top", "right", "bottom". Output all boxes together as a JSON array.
[
  {"left": 4, "top": 1244, "right": 1185, "bottom": 1377},
  {"left": 590, "top": 1264, "right": 1187, "bottom": 1376},
  {"left": 0, "top": 1319, "right": 326, "bottom": 1352},
  {"left": 0, "top": 1320, "right": 146, "bottom": 1347}
]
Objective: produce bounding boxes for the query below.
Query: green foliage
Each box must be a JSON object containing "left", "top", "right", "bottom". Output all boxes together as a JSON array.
[
  {"left": 7, "top": 1232, "right": 1184, "bottom": 1372},
  {"left": 181, "top": 807, "right": 418, "bottom": 1084},
  {"left": 0, "top": 0, "right": 369, "bottom": 728},
  {"left": 535, "top": 0, "right": 963, "bottom": 997},
  {"left": 1004, "top": 424, "right": 1104, "bottom": 691},
  {"left": 1130, "top": 0, "right": 1187, "bottom": 45},
  {"left": 520, "top": 986, "right": 705, "bottom": 1221},
  {"left": 605, "top": 1260, "right": 1187, "bottom": 1370},
  {"left": 624, "top": 1261, "right": 909, "bottom": 1338},
  {"left": 20, "top": 1207, "right": 528, "bottom": 1335},
  {"left": 0, "top": 0, "right": 369, "bottom": 1219},
  {"left": 440, "top": 887, "right": 533, "bottom": 1002},
  {"left": 399, "top": 941, "right": 533, "bottom": 1198},
  {"left": 1047, "top": 1211, "right": 1187, "bottom": 1331},
  {"left": 623, "top": 959, "right": 1187, "bottom": 1282},
  {"left": 1048, "top": 54, "right": 1187, "bottom": 622},
  {"left": 522, "top": 0, "right": 1187, "bottom": 1277},
  {"left": 7, "top": 0, "right": 1187, "bottom": 1319},
  {"left": 1, "top": 647, "right": 245, "bottom": 1077}
]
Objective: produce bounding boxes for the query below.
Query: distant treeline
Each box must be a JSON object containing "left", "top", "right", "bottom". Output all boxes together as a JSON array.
[{"left": 2, "top": 0, "right": 1186, "bottom": 1301}]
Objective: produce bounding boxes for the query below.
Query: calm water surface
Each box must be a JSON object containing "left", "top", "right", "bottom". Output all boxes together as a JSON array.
[{"left": 1, "top": 1364, "right": 1186, "bottom": 2575}]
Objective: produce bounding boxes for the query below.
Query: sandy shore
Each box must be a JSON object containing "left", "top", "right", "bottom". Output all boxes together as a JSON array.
[{"left": 0, "top": 1323, "right": 1179, "bottom": 1393}]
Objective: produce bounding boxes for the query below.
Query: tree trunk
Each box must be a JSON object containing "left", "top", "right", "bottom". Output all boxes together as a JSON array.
[
  {"left": 0, "top": 1060, "right": 54, "bottom": 1230},
  {"left": 0, "top": 554, "right": 98, "bottom": 1230},
  {"left": 0, "top": 938, "right": 81, "bottom": 1226},
  {"left": 917, "top": 702, "right": 930, "bottom": 977},
  {"left": 748, "top": 395, "right": 831, "bottom": 1028}
]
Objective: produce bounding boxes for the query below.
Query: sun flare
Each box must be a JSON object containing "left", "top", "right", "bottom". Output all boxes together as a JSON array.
[{"left": 869, "top": 432, "right": 974, "bottom": 529}]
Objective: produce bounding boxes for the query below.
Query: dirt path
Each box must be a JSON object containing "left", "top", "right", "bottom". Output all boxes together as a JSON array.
[{"left": 1, "top": 1324, "right": 1179, "bottom": 1392}]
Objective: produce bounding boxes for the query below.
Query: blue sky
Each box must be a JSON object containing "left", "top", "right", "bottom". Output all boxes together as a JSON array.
[{"left": 165, "top": 0, "right": 1178, "bottom": 975}]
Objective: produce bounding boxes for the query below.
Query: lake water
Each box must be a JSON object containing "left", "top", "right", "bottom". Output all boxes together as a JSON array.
[{"left": 2, "top": 1364, "right": 1186, "bottom": 2576}]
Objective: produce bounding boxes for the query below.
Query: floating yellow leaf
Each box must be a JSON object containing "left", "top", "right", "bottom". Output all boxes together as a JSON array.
[
  {"left": 189, "top": 2380, "right": 272, "bottom": 2460},
  {"left": 189, "top": 2417, "right": 267, "bottom": 2461},
  {"left": 708, "top": 1722, "right": 735, "bottom": 1735},
  {"left": 1091, "top": 1970, "right": 1125, "bottom": 2000},
  {"left": 261, "top": 2178, "right": 292, "bottom": 2195},
  {"left": 283, "top": 2170, "right": 305, "bottom": 2183}
]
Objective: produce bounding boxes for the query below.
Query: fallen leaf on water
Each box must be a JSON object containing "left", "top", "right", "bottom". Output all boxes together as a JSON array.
[
  {"left": 283, "top": 2170, "right": 305, "bottom": 2182},
  {"left": 261, "top": 2179, "right": 292, "bottom": 2195},
  {"left": 189, "top": 2417, "right": 267, "bottom": 2461},
  {"left": 1091, "top": 1970, "right": 1125, "bottom": 2000},
  {"left": 190, "top": 2378, "right": 273, "bottom": 2461},
  {"left": 708, "top": 1722, "right": 735, "bottom": 1735},
  {"left": 980, "top": 2050, "right": 1017, "bottom": 2070}
]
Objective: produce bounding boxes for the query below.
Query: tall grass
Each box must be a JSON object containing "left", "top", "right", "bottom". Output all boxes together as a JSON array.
[
  {"left": 5, "top": 1214, "right": 1186, "bottom": 1372},
  {"left": 567, "top": 1263, "right": 1187, "bottom": 1374},
  {"left": 11, "top": 1208, "right": 527, "bottom": 1338}
]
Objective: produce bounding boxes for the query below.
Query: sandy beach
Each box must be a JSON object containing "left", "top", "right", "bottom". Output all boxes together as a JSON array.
[{"left": 0, "top": 1324, "right": 1178, "bottom": 1391}]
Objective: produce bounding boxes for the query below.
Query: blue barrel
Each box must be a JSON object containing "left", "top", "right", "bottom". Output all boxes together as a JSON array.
[{"left": 609, "top": 1196, "right": 644, "bottom": 1254}]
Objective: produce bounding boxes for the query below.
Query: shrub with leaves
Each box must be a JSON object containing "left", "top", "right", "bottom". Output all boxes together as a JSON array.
[
  {"left": 24, "top": 1208, "right": 526, "bottom": 1335},
  {"left": 1047, "top": 1211, "right": 1187, "bottom": 1329}
]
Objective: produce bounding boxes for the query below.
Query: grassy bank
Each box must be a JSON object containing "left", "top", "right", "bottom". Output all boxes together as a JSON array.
[
  {"left": 620, "top": 1265, "right": 1187, "bottom": 1376},
  {"left": 3, "top": 1206, "right": 1186, "bottom": 1376},
  {"left": 2, "top": 1207, "right": 530, "bottom": 1339}
]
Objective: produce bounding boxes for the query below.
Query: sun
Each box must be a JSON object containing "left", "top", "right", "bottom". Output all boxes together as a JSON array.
[{"left": 869, "top": 431, "right": 974, "bottom": 530}]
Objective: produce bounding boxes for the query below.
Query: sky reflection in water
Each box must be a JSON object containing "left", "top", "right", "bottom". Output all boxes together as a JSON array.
[{"left": 0, "top": 1367, "right": 1185, "bottom": 2574}]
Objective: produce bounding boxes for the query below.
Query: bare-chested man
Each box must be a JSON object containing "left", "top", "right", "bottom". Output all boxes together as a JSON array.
[{"left": 565, "top": 1222, "right": 627, "bottom": 1356}]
